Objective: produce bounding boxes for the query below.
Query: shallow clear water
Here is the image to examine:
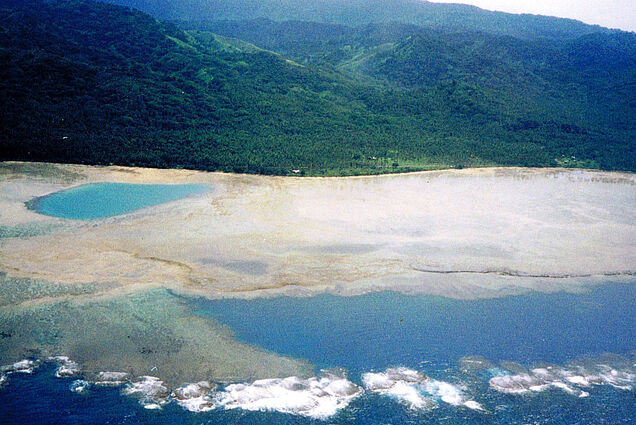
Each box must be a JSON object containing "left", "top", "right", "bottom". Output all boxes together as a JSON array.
[
  {"left": 1, "top": 284, "right": 634, "bottom": 424},
  {"left": 29, "top": 183, "right": 210, "bottom": 219}
]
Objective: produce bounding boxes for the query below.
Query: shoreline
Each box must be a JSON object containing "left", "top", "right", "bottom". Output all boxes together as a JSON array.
[{"left": 3, "top": 160, "right": 636, "bottom": 182}]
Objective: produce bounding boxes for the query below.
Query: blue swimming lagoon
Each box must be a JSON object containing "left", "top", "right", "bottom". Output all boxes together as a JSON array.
[{"left": 29, "top": 183, "right": 210, "bottom": 220}]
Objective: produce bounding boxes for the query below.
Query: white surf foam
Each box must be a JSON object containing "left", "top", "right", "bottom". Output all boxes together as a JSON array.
[
  {"left": 489, "top": 361, "right": 634, "bottom": 396},
  {"left": 172, "top": 381, "right": 216, "bottom": 412},
  {"left": 595, "top": 367, "right": 634, "bottom": 390},
  {"left": 143, "top": 403, "right": 162, "bottom": 410},
  {"left": 0, "top": 359, "right": 40, "bottom": 387},
  {"left": 363, "top": 367, "right": 483, "bottom": 411},
  {"left": 212, "top": 374, "right": 361, "bottom": 419},
  {"left": 463, "top": 399, "right": 485, "bottom": 410},
  {"left": 70, "top": 379, "right": 90, "bottom": 393},
  {"left": 48, "top": 356, "right": 80, "bottom": 378},
  {"left": 95, "top": 371, "right": 129, "bottom": 386},
  {"left": 124, "top": 376, "right": 170, "bottom": 408},
  {"left": 1, "top": 359, "right": 38, "bottom": 374}
]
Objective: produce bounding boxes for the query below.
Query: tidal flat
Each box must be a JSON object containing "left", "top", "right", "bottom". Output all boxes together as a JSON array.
[
  {"left": 0, "top": 161, "right": 634, "bottom": 420},
  {"left": 1, "top": 162, "right": 634, "bottom": 299}
]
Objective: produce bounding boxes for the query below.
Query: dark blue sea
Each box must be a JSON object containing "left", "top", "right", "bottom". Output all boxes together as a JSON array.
[{"left": 1, "top": 284, "right": 634, "bottom": 424}]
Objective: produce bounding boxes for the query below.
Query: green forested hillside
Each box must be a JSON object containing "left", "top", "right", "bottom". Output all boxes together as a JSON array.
[
  {"left": 1, "top": 0, "right": 635, "bottom": 174},
  {"left": 103, "top": 0, "right": 614, "bottom": 40}
]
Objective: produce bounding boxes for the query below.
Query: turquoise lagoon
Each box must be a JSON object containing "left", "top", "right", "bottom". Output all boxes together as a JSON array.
[{"left": 29, "top": 183, "right": 210, "bottom": 219}]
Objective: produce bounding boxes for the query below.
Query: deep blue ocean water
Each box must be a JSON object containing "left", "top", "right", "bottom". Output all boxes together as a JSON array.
[
  {"left": 30, "top": 183, "right": 210, "bottom": 220},
  {"left": 1, "top": 284, "right": 634, "bottom": 424}
]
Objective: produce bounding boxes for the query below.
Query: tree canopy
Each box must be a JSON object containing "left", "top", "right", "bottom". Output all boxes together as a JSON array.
[{"left": 1, "top": 0, "right": 634, "bottom": 175}]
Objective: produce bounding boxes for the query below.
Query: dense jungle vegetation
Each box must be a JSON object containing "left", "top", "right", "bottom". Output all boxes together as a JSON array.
[{"left": 1, "top": 0, "right": 634, "bottom": 174}]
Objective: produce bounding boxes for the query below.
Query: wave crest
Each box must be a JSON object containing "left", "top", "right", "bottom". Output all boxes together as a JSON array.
[
  {"left": 489, "top": 358, "right": 635, "bottom": 396},
  {"left": 172, "top": 382, "right": 216, "bottom": 412},
  {"left": 123, "top": 376, "right": 170, "bottom": 409},
  {"left": 48, "top": 356, "right": 80, "bottom": 378},
  {"left": 363, "top": 367, "right": 484, "bottom": 411},
  {"left": 212, "top": 374, "right": 361, "bottom": 419}
]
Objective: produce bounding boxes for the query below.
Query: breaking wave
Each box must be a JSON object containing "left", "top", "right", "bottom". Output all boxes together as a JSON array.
[
  {"left": 48, "top": 356, "right": 80, "bottom": 378},
  {"left": 0, "top": 359, "right": 39, "bottom": 386},
  {"left": 1, "top": 359, "right": 38, "bottom": 374},
  {"left": 124, "top": 376, "right": 170, "bottom": 409},
  {"left": 95, "top": 371, "right": 129, "bottom": 386},
  {"left": 118, "top": 372, "right": 361, "bottom": 418},
  {"left": 363, "top": 367, "right": 484, "bottom": 411},
  {"left": 70, "top": 379, "right": 90, "bottom": 393},
  {"left": 172, "top": 381, "right": 217, "bottom": 412},
  {"left": 488, "top": 358, "right": 635, "bottom": 397},
  {"left": 1, "top": 352, "right": 633, "bottom": 419},
  {"left": 212, "top": 373, "right": 362, "bottom": 419}
]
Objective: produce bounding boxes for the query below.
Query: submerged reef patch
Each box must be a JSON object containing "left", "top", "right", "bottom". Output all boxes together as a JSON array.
[
  {"left": 0, "top": 289, "right": 311, "bottom": 387},
  {"left": 0, "top": 273, "right": 120, "bottom": 307}
]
